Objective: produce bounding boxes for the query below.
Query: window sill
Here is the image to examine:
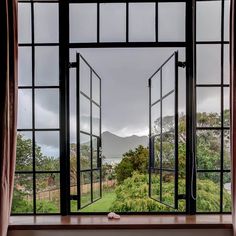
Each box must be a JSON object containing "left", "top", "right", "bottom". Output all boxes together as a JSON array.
[{"left": 8, "top": 214, "right": 232, "bottom": 230}]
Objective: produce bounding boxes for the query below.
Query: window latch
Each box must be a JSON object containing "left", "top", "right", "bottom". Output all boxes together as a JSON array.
[
  {"left": 177, "top": 194, "right": 186, "bottom": 200},
  {"left": 69, "top": 62, "right": 77, "bottom": 68},
  {"left": 177, "top": 61, "right": 186, "bottom": 68}
]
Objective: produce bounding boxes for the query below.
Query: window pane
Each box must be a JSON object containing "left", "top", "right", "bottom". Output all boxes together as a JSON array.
[
  {"left": 18, "top": 3, "right": 31, "bottom": 43},
  {"left": 80, "top": 95, "right": 90, "bottom": 133},
  {"left": 35, "top": 46, "right": 59, "bottom": 86},
  {"left": 93, "top": 170, "right": 101, "bottom": 201},
  {"left": 154, "top": 135, "right": 161, "bottom": 169},
  {"left": 197, "top": 172, "right": 220, "bottom": 212},
  {"left": 100, "top": 3, "right": 126, "bottom": 42},
  {"left": 223, "top": 172, "right": 231, "bottom": 212},
  {"left": 224, "top": 87, "right": 230, "bottom": 126},
  {"left": 36, "top": 173, "right": 60, "bottom": 213},
  {"left": 80, "top": 133, "right": 91, "bottom": 171},
  {"left": 196, "top": 87, "right": 221, "bottom": 127},
  {"left": 92, "top": 137, "right": 98, "bottom": 169},
  {"left": 16, "top": 132, "right": 32, "bottom": 172},
  {"left": 158, "top": 3, "right": 185, "bottom": 42},
  {"left": 92, "top": 104, "right": 100, "bottom": 136},
  {"left": 196, "top": 130, "right": 221, "bottom": 170},
  {"left": 196, "top": 1, "right": 221, "bottom": 41},
  {"left": 162, "top": 171, "right": 175, "bottom": 207},
  {"left": 34, "top": 3, "right": 59, "bottom": 43},
  {"left": 224, "top": 0, "right": 230, "bottom": 42},
  {"left": 12, "top": 174, "right": 33, "bottom": 214},
  {"left": 162, "top": 56, "right": 175, "bottom": 96},
  {"left": 224, "top": 45, "right": 230, "bottom": 84},
  {"left": 224, "top": 130, "right": 230, "bottom": 170},
  {"left": 197, "top": 44, "right": 221, "bottom": 84},
  {"left": 80, "top": 59, "right": 91, "bottom": 96},
  {"left": 81, "top": 171, "right": 91, "bottom": 207},
  {"left": 35, "top": 89, "right": 59, "bottom": 128},
  {"left": 18, "top": 47, "right": 32, "bottom": 86},
  {"left": 150, "top": 169, "right": 160, "bottom": 201},
  {"left": 18, "top": 89, "right": 32, "bottom": 129},
  {"left": 70, "top": 4, "right": 97, "bottom": 43},
  {"left": 151, "top": 71, "right": 160, "bottom": 104},
  {"left": 151, "top": 102, "right": 160, "bottom": 136},
  {"left": 92, "top": 72, "right": 100, "bottom": 105},
  {"left": 162, "top": 93, "right": 175, "bottom": 132},
  {"left": 35, "top": 131, "right": 60, "bottom": 171},
  {"left": 129, "top": 3, "right": 155, "bottom": 42}
]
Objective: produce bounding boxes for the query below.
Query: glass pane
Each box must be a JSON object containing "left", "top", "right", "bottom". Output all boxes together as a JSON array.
[
  {"left": 154, "top": 135, "right": 161, "bottom": 169},
  {"left": 16, "top": 132, "right": 32, "bottom": 172},
  {"left": 162, "top": 57, "right": 175, "bottom": 96},
  {"left": 92, "top": 72, "right": 100, "bottom": 105},
  {"left": 92, "top": 104, "right": 100, "bottom": 136},
  {"left": 80, "top": 133, "right": 91, "bottom": 170},
  {"left": 151, "top": 102, "right": 160, "bottom": 136},
  {"left": 35, "top": 131, "right": 59, "bottom": 171},
  {"left": 151, "top": 71, "right": 160, "bottom": 104},
  {"left": 150, "top": 169, "right": 160, "bottom": 200},
  {"left": 162, "top": 94, "right": 175, "bottom": 170},
  {"left": 70, "top": 4, "right": 97, "bottom": 43},
  {"left": 93, "top": 170, "right": 101, "bottom": 201},
  {"left": 196, "top": 130, "right": 221, "bottom": 170},
  {"left": 197, "top": 44, "right": 221, "bottom": 84},
  {"left": 18, "top": 89, "right": 32, "bottom": 129},
  {"left": 81, "top": 171, "right": 91, "bottom": 207},
  {"left": 197, "top": 172, "right": 220, "bottom": 212},
  {"left": 158, "top": 3, "right": 185, "bottom": 42},
  {"left": 12, "top": 174, "right": 33, "bottom": 214},
  {"left": 129, "top": 3, "right": 155, "bottom": 42},
  {"left": 224, "top": 45, "right": 230, "bottom": 84},
  {"left": 92, "top": 137, "right": 98, "bottom": 169},
  {"left": 196, "top": 87, "right": 221, "bottom": 127},
  {"left": 18, "top": 3, "right": 31, "bottom": 43},
  {"left": 224, "top": 87, "right": 230, "bottom": 126},
  {"left": 224, "top": 130, "right": 231, "bottom": 170},
  {"left": 35, "top": 46, "right": 59, "bottom": 86},
  {"left": 80, "top": 95, "right": 90, "bottom": 133},
  {"left": 36, "top": 173, "right": 60, "bottom": 213},
  {"left": 80, "top": 58, "right": 91, "bottom": 96},
  {"left": 34, "top": 3, "right": 59, "bottom": 43},
  {"left": 196, "top": 1, "right": 221, "bottom": 41},
  {"left": 162, "top": 171, "right": 175, "bottom": 207},
  {"left": 224, "top": 0, "right": 230, "bottom": 42},
  {"left": 100, "top": 3, "right": 126, "bottom": 42},
  {"left": 19, "top": 47, "right": 32, "bottom": 86},
  {"left": 223, "top": 172, "right": 231, "bottom": 212},
  {"left": 35, "top": 89, "right": 59, "bottom": 128}
]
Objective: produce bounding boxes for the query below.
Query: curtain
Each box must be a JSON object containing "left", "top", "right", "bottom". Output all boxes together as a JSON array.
[{"left": 0, "top": 0, "right": 18, "bottom": 236}]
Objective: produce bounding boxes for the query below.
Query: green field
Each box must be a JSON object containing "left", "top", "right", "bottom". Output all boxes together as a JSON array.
[{"left": 71, "top": 191, "right": 116, "bottom": 213}]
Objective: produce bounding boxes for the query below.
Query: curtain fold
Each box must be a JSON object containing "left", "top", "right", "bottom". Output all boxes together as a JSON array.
[{"left": 0, "top": 0, "right": 18, "bottom": 236}]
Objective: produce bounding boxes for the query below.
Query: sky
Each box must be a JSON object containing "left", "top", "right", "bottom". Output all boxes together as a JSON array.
[{"left": 17, "top": 1, "right": 230, "bottom": 157}]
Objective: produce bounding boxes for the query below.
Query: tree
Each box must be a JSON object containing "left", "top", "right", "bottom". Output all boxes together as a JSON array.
[{"left": 115, "top": 145, "right": 149, "bottom": 184}]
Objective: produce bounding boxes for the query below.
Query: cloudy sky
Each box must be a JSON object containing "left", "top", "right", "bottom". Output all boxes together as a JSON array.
[{"left": 17, "top": 1, "right": 230, "bottom": 157}]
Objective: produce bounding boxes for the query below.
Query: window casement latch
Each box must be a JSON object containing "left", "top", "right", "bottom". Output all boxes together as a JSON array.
[
  {"left": 177, "top": 194, "right": 186, "bottom": 200},
  {"left": 68, "top": 62, "right": 77, "bottom": 68},
  {"left": 177, "top": 61, "right": 186, "bottom": 68}
]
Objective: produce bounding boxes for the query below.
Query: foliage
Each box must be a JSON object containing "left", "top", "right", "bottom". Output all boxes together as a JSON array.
[{"left": 115, "top": 145, "right": 149, "bottom": 184}]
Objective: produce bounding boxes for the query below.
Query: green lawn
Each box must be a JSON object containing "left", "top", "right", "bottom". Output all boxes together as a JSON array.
[{"left": 71, "top": 190, "right": 116, "bottom": 213}]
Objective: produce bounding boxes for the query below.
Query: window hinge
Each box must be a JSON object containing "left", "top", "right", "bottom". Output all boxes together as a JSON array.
[
  {"left": 177, "top": 194, "right": 186, "bottom": 200},
  {"left": 148, "top": 79, "right": 151, "bottom": 87},
  {"left": 177, "top": 61, "right": 186, "bottom": 68},
  {"left": 69, "top": 62, "right": 77, "bottom": 68}
]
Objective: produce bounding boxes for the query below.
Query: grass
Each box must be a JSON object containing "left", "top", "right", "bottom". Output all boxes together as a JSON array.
[{"left": 80, "top": 191, "right": 116, "bottom": 212}]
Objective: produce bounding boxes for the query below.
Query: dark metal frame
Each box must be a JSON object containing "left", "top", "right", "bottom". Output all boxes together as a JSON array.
[
  {"left": 14, "top": 0, "right": 231, "bottom": 216},
  {"left": 148, "top": 51, "right": 179, "bottom": 209}
]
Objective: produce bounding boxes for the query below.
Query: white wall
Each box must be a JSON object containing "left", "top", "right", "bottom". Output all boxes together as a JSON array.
[{"left": 8, "top": 229, "right": 233, "bottom": 236}]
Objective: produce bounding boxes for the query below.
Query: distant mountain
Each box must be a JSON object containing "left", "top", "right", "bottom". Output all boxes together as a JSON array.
[{"left": 102, "top": 131, "right": 148, "bottom": 161}]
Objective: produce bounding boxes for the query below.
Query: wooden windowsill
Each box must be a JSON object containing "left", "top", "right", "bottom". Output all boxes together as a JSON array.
[{"left": 8, "top": 214, "right": 232, "bottom": 230}]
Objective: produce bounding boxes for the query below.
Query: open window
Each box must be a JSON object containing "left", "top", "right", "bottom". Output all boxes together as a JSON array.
[
  {"left": 70, "top": 53, "right": 102, "bottom": 210},
  {"left": 149, "top": 51, "right": 179, "bottom": 209}
]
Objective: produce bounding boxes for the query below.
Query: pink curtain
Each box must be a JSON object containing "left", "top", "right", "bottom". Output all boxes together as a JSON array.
[{"left": 0, "top": 0, "right": 18, "bottom": 236}]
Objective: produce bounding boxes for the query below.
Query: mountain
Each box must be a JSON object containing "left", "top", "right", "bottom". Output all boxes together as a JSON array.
[{"left": 101, "top": 131, "right": 148, "bottom": 162}]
